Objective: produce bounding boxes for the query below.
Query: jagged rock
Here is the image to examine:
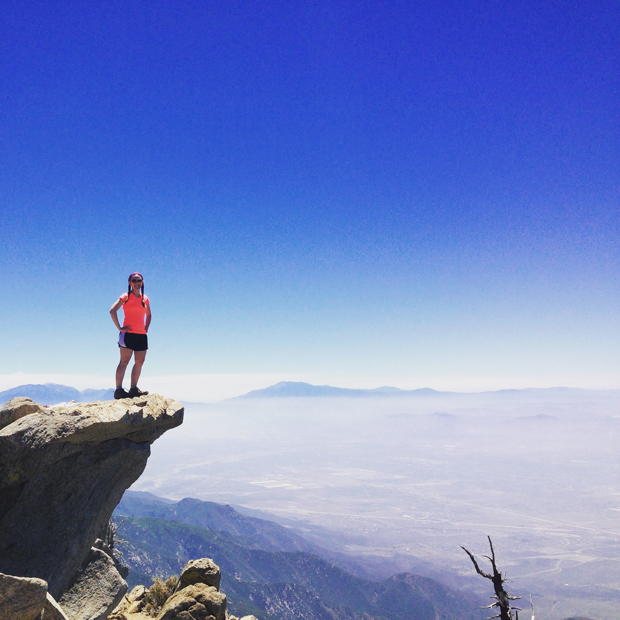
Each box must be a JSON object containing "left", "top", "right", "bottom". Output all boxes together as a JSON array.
[
  {"left": 0, "top": 396, "right": 45, "bottom": 430},
  {"left": 127, "top": 584, "right": 149, "bottom": 613},
  {"left": 128, "top": 584, "right": 148, "bottom": 602},
  {"left": 157, "top": 583, "right": 226, "bottom": 620},
  {"left": 0, "top": 394, "right": 183, "bottom": 600},
  {"left": 93, "top": 537, "right": 130, "bottom": 579},
  {"left": 42, "top": 592, "right": 69, "bottom": 620},
  {"left": 108, "top": 583, "right": 150, "bottom": 618},
  {"left": 59, "top": 546, "right": 127, "bottom": 620},
  {"left": 127, "top": 598, "right": 146, "bottom": 614},
  {"left": 176, "top": 558, "right": 221, "bottom": 591},
  {"left": 0, "top": 572, "right": 48, "bottom": 620}
]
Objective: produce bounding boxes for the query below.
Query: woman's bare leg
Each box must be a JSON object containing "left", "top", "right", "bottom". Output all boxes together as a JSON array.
[
  {"left": 116, "top": 347, "right": 134, "bottom": 388},
  {"left": 130, "top": 350, "right": 147, "bottom": 387}
]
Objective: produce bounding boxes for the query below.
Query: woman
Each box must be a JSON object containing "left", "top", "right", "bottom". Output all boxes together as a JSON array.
[{"left": 109, "top": 272, "right": 152, "bottom": 399}]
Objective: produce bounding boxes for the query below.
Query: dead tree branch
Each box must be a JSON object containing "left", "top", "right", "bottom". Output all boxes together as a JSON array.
[
  {"left": 105, "top": 517, "right": 127, "bottom": 562},
  {"left": 461, "top": 536, "right": 521, "bottom": 620}
]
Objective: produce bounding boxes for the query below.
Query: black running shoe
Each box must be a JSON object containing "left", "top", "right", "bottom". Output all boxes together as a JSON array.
[
  {"left": 128, "top": 386, "right": 149, "bottom": 398},
  {"left": 114, "top": 388, "right": 130, "bottom": 399}
]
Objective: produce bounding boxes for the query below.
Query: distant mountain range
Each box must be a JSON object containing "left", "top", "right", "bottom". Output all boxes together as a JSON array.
[
  {"left": 114, "top": 491, "right": 486, "bottom": 620},
  {"left": 232, "top": 381, "right": 599, "bottom": 399},
  {"left": 1, "top": 380, "right": 607, "bottom": 407},
  {"left": 0, "top": 383, "right": 114, "bottom": 405},
  {"left": 2, "top": 381, "right": 441, "bottom": 405},
  {"left": 234, "top": 381, "right": 442, "bottom": 398}
]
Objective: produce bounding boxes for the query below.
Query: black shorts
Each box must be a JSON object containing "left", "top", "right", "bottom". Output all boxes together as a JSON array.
[{"left": 118, "top": 332, "right": 148, "bottom": 351}]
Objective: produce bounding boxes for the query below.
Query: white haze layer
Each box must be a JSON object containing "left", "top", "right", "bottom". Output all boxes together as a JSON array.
[{"left": 132, "top": 389, "right": 620, "bottom": 620}]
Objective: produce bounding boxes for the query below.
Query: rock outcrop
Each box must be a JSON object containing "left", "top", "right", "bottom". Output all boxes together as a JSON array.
[
  {"left": 110, "top": 558, "right": 255, "bottom": 620},
  {"left": 0, "top": 394, "right": 183, "bottom": 609},
  {"left": 0, "top": 572, "right": 48, "bottom": 620},
  {"left": 0, "top": 396, "right": 46, "bottom": 430},
  {"left": 0, "top": 571, "right": 69, "bottom": 620},
  {"left": 116, "top": 585, "right": 149, "bottom": 615},
  {"left": 59, "top": 543, "right": 129, "bottom": 620},
  {"left": 43, "top": 592, "right": 70, "bottom": 620},
  {"left": 157, "top": 583, "right": 227, "bottom": 620},
  {"left": 176, "top": 558, "right": 221, "bottom": 592}
]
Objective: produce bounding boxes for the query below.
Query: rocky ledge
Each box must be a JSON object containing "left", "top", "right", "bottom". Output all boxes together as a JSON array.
[
  {"left": 110, "top": 558, "right": 256, "bottom": 620},
  {"left": 0, "top": 394, "right": 183, "bottom": 620}
]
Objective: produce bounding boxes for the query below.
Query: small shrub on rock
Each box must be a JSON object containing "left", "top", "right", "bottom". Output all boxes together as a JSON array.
[{"left": 144, "top": 575, "right": 179, "bottom": 615}]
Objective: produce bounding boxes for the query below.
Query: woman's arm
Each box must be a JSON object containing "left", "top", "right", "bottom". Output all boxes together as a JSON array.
[
  {"left": 145, "top": 303, "right": 152, "bottom": 333},
  {"left": 109, "top": 298, "right": 131, "bottom": 331}
]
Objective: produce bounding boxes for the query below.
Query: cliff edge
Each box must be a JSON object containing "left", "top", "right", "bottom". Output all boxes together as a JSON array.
[{"left": 0, "top": 394, "right": 183, "bottom": 610}]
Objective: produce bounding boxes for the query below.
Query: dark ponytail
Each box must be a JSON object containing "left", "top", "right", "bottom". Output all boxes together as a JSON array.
[
  {"left": 141, "top": 283, "right": 146, "bottom": 307},
  {"left": 124, "top": 284, "right": 131, "bottom": 304}
]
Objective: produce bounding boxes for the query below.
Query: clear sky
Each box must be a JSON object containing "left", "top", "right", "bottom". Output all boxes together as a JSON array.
[{"left": 1, "top": 1, "right": 618, "bottom": 399}]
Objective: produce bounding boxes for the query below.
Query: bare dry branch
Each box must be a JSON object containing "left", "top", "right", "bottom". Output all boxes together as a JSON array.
[
  {"left": 105, "top": 517, "right": 127, "bottom": 563},
  {"left": 460, "top": 545, "right": 492, "bottom": 580},
  {"left": 461, "top": 537, "right": 520, "bottom": 620}
]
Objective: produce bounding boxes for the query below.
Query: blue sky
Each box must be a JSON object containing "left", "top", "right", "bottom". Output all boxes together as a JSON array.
[{"left": 1, "top": 0, "right": 618, "bottom": 397}]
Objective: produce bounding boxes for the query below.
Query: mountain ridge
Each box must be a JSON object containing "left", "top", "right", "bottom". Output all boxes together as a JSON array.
[
  {"left": 116, "top": 491, "right": 324, "bottom": 556},
  {"left": 232, "top": 381, "right": 440, "bottom": 399},
  {"left": 2, "top": 382, "right": 615, "bottom": 406},
  {"left": 231, "top": 380, "right": 602, "bottom": 399},
  {"left": 114, "top": 494, "right": 487, "bottom": 620},
  {"left": 114, "top": 493, "right": 592, "bottom": 620},
  {"left": 0, "top": 382, "right": 114, "bottom": 405}
]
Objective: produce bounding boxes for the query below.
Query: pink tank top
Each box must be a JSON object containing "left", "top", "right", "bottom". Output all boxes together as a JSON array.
[{"left": 121, "top": 293, "right": 150, "bottom": 334}]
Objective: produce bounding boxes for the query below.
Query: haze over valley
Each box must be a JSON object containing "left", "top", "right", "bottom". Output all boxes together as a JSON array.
[{"left": 128, "top": 384, "right": 620, "bottom": 620}]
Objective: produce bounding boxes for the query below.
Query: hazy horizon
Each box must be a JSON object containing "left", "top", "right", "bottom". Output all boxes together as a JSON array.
[
  {"left": 130, "top": 390, "right": 620, "bottom": 620},
  {"left": 3, "top": 373, "right": 620, "bottom": 404}
]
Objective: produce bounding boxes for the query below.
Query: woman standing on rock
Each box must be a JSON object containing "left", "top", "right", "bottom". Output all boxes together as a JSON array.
[{"left": 109, "top": 272, "right": 151, "bottom": 399}]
